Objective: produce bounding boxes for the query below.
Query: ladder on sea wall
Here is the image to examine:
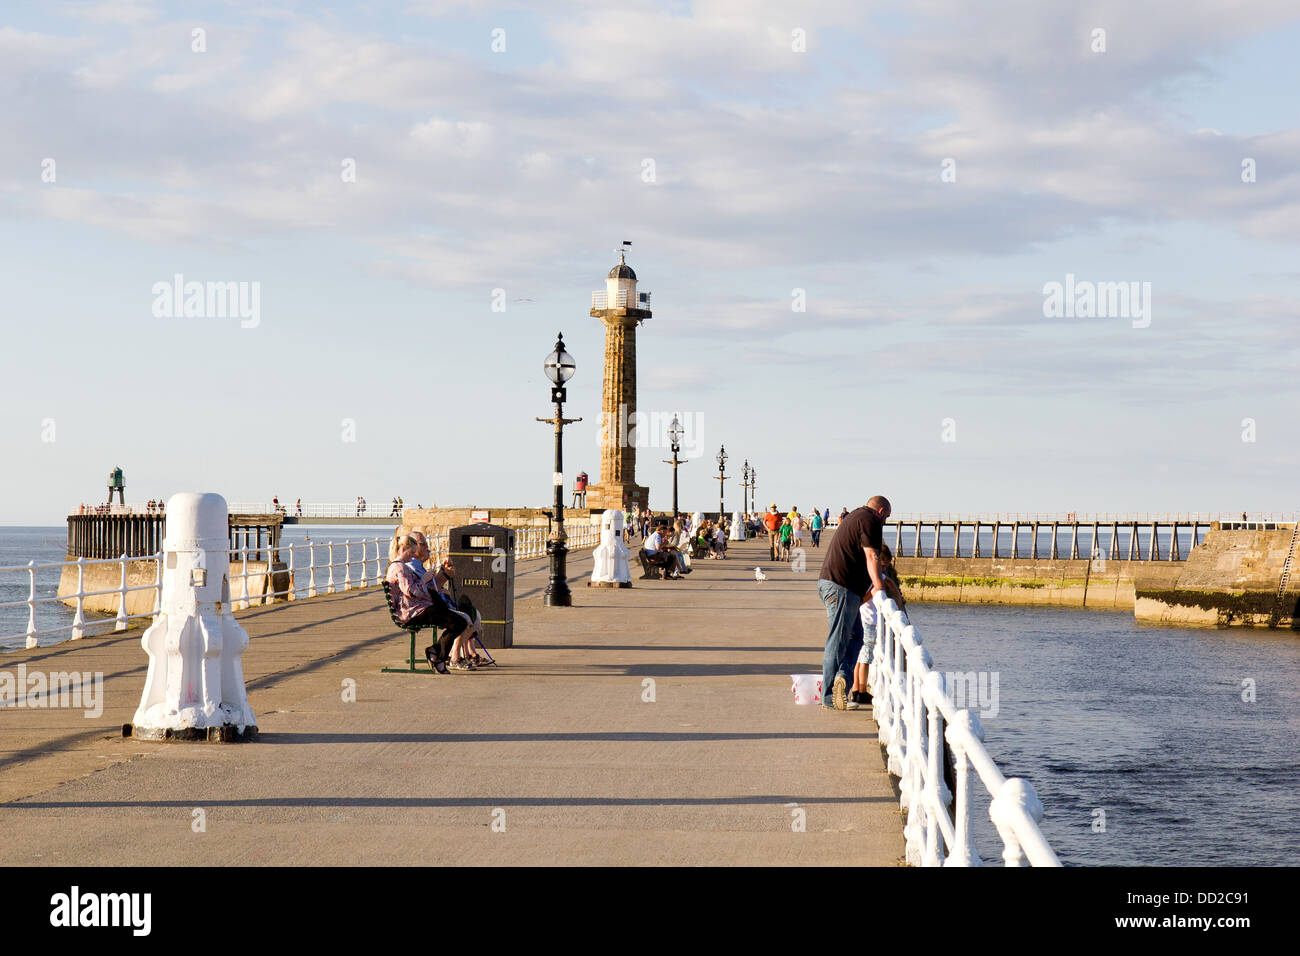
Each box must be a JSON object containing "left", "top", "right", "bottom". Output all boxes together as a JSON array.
[{"left": 1272, "top": 524, "right": 1300, "bottom": 625}]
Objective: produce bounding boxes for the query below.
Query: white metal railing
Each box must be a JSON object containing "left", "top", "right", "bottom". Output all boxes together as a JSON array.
[
  {"left": 591, "top": 290, "right": 651, "bottom": 310},
  {"left": 72, "top": 503, "right": 166, "bottom": 516},
  {"left": 228, "top": 502, "right": 406, "bottom": 519},
  {"left": 868, "top": 592, "right": 1061, "bottom": 867},
  {"left": 883, "top": 512, "right": 1297, "bottom": 524},
  {"left": 3, "top": 524, "right": 605, "bottom": 650},
  {"left": 512, "top": 522, "right": 600, "bottom": 559},
  {"left": 0, "top": 554, "right": 162, "bottom": 649}
]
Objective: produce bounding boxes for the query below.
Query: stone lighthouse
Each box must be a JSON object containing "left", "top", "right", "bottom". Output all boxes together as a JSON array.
[{"left": 586, "top": 249, "right": 651, "bottom": 512}]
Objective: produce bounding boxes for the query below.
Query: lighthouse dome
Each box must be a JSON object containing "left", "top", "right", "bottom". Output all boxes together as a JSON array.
[{"left": 608, "top": 262, "right": 636, "bottom": 280}]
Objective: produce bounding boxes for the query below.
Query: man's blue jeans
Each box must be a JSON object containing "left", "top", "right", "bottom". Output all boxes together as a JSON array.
[{"left": 818, "top": 579, "right": 864, "bottom": 707}]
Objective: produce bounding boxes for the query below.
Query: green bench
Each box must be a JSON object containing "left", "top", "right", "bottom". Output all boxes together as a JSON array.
[{"left": 380, "top": 580, "right": 441, "bottom": 674}]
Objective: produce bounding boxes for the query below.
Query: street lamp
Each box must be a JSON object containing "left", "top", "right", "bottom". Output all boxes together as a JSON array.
[
  {"left": 536, "top": 333, "right": 581, "bottom": 607},
  {"left": 662, "top": 414, "right": 688, "bottom": 520},
  {"left": 714, "top": 445, "right": 728, "bottom": 522},
  {"left": 742, "top": 460, "right": 751, "bottom": 515}
]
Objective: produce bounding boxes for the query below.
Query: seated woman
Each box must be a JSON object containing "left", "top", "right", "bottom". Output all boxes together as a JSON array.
[{"left": 385, "top": 533, "right": 473, "bottom": 674}]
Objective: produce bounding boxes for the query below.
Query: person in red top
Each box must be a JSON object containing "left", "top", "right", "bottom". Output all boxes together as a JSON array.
[{"left": 763, "top": 504, "right": 782, "bottom": 561}]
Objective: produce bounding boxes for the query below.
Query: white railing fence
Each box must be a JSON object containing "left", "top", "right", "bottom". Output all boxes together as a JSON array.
[
  {"left": 3, "top": 524, "right": 604, "bottom": 650},
  {"left": 883, "top": 512, "right": 1297, "bottom": 524},
  {"left": 868, "top": 592, "right": 1062, "bottom": 867}
]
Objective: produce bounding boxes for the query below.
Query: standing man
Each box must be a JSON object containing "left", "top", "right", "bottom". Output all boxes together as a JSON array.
[
  {"left": 818, "top": 495, "right": 892, "bottom": 711},
  {"left": 763, "top": 504, "right": 782, "bottom": 561}
]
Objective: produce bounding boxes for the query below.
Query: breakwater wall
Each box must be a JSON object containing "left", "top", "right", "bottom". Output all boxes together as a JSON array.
[
  {"left": 894, "top": 556, "right": 1183, "bottom": 610},
  {"left": 1134, "top": 528, "right": 1298, "bottom": 628},
  {"left": 894, "top": 527, "right": 1297, "bottom": 629}
]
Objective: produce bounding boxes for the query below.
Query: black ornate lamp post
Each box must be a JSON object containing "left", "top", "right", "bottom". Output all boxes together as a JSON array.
[
  {"left": 750, "top": 466, "right": 756, "bottom": 511},
  {"left": 662, "top": 414, "right": 688, "bottom": 521},
  {"left": 537, "top": 333, "right": 581, "bottom": 607},
  {"left": 714, "top": 445, "right": 728, "bottom": 522},
  {"left": 741, "top": 460, "right": 751, "bottom": 515}
]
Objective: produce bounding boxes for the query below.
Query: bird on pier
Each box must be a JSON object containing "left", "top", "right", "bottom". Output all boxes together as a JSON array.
[{"left": 754, "top": 567, "right": 767, "bottom": 582}]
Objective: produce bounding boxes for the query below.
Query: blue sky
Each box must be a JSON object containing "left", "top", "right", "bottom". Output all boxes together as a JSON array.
[{"left": 1, "top": 0, "right": 1297, "bottom": 524}]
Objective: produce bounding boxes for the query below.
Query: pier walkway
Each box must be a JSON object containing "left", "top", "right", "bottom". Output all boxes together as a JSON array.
[{"left": 0, "top": 538, "right": 902, "bottom": 866}]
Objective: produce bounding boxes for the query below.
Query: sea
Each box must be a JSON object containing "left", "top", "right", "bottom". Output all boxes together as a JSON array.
[{"left": 3, "top": 525, "right": 1296, "bottom": 866}]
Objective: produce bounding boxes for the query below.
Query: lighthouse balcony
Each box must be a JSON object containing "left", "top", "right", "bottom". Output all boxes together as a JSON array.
[{"left": 591, "top": 289, "right": 651, "bottom": 310}]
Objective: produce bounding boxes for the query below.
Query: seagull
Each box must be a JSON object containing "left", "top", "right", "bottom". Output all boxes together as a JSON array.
[{"left": 754, "top": 567, "right": 767, "bottom": 582}]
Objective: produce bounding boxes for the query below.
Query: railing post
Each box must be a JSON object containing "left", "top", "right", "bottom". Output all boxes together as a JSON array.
[
  {"left": 327, "top": 541, "right": 336, "bottom": 594},
  {"left": 115, "top": 553, "right": 129, "bottom": 631},
  {"left": 308, "top": 541, "right": 318, "bottom": 597},
  {"left": 72, "top": 556, "right": 86, "bottom": 639},
  {"left": 286, "top": 542, "right": 296, "bottom": 600},
  {"left": 343, "top": 540, "right": 353, "bottom": 591},
  {"left": 944, "top": 709, "right": 985, "bottom": 866},
  {"left": 26, "top": 560, "right": 38, "bottom": 649},
  {"left": 152, "top": 551, "right": 163, "bottom": 617}
]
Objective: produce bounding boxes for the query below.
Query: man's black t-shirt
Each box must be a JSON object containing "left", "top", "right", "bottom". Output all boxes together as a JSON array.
[{"left": 820, "top": 506, "right": 885, "bottom": 597}]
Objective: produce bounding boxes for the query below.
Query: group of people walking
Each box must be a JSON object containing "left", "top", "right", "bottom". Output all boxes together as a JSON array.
[{"left": 754, "top": 505, "right": 827, "bottom": 561}]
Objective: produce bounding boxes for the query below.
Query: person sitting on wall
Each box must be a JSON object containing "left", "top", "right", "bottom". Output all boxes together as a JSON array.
[{"left": 386, "top": 533, "right": 472, "bottom": 674}]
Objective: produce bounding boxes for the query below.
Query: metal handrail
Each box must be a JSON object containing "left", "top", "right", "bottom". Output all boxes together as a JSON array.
[
  {"left": 3, "top": 523, "right": 604, "bottom": 650},
  {"left": 869, "top": 592, "right": 1061, "bottom": 866},
  {"left": 885, "top": 512, "right": 1296, "bottom": 523}
]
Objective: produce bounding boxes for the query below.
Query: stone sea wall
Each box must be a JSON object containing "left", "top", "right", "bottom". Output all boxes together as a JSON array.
[{"left": 892, "top": 527, "right": 1297, "bottom": 629}]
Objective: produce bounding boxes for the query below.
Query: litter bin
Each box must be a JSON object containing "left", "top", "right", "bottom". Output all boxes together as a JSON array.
[{"left": 448, "top": 523, "right": 515, "bottom": 648}]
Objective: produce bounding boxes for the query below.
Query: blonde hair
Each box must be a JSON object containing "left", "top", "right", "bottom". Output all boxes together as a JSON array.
[{"left": 389, "top": 532, "right": 421, "bottom": 563}]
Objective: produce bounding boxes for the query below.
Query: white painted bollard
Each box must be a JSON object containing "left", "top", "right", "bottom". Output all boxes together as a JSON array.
[
  {"left": 730, "top": 511, "right": 744, "bottom": 541},
  {"left": 127, "top": 493, "right": 257, "bottom": 742},
  {"left": 590, "top": 509, "right": 632, "bottom": 587}
]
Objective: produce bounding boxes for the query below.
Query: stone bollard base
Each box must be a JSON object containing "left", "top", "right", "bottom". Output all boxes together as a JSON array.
[
  {"left": 122, "top": 723, "right": 258, "bottom": 743},
  {"left": 587, "top": 580, "right": 633, "bottom": 588}
]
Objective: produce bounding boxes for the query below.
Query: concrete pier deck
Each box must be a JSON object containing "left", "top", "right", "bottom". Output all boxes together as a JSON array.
[{"left": 0, "top": 537, "right": 903, "bottom": 866}]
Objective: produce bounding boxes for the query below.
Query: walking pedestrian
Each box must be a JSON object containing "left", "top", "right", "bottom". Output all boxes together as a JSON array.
[
  {"left": 811, "top": 508, "right": 823, "bottom": 548},
  {"left": 763, "top": 504, "right": 781, "bottom": 561}
]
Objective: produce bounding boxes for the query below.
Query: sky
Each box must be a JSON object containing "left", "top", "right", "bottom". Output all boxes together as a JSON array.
[{"left": 1, "top": 0, "right": 1297, "bottom": 525}]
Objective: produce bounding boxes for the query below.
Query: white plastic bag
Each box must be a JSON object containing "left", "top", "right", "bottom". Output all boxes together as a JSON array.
[{"left": 791, "top": 673, "right": 823, "bottom": 705}]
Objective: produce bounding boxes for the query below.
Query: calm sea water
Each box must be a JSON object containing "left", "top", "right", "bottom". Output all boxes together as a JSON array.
[
  {"left": 3, "top": 527, "right": 1296, "bottom": 865},
  {"left": 906, "top": 602, "right": 1300, "bottom": 866}
]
